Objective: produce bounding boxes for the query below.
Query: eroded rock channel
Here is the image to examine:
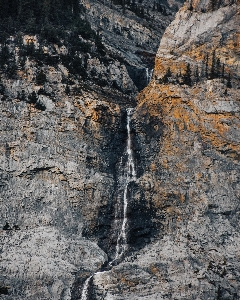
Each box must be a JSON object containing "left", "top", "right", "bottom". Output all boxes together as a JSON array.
[{"left": 74, "top": 107, "right": 157, "bottom": 300}]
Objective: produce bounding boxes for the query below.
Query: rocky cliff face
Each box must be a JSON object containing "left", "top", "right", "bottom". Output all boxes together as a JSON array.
[
  {"left": 85, "top": 1, "right": 240, "bottom": 299},
  {"left": 81, "top": 0, "right": 184, "bottom": 91},
  {"left": 0, "top": 1, "right": 184, "bottom": 299},
  {"left": 155, "top": 0, "right": 240, "bottom": 84},
  {"left": 0, "top": 0, "right": 239, "bottom": 300}
]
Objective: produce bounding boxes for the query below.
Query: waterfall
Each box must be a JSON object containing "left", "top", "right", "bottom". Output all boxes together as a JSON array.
[
  {"left": 80, "top": 108, "right": 136, "bottom": 298},
  {"left": 80, "top": 275, "right": 92, "bottom": 300},
  {"left": 146, "top": 68, "right": 153, "bottom": 85},
  {"left": 114, "top": 107, "right": 136, "bottom": 261},
  {"left": 146, "top": 68, "right": 149, "bottom": 85},
  {"left": 149, "top": 69, "right": 153, "bottom": 82}
]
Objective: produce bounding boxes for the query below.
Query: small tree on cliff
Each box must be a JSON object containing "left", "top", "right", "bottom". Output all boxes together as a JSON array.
[
  {"left": 162, "top": 67, "right": 172, "bottom": 84},
  {"left": 194, "top": 65, "right": 200, "bottom": 83},
  {"left": 36, "top": 70, "right": 47, "bottom": 85},
  {"left": 183, "top": 63, "right": 192, "bottom": 86},
  {"left": 210, "top": 50, "right": 216, "bottom": 79},
  {"left": 221, "top": 63, "right": 225, "bottom": 80},
  {"left": 205, "top": 53, "right": 209, "bottom": 78},
  {"left": 226, "top": 73, "right": 232, "bottom": 88}
]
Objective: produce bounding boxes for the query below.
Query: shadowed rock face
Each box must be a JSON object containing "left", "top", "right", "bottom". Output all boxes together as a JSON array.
[{"left": 82, "top": 0, "right": 184, "bottom": 91}]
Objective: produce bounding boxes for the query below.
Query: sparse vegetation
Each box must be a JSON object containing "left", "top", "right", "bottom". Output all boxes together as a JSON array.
[
  {"left": 0, "top": 0, "right": 83, "bottom": 42},
  {"left": 36, "top": 70, "right": 47, "bottom": 85},
  {"left": 227, "top": 73, "right": 232, "bottom": 88},
  {"left": 159, "top": 50, "right": 233, "bottom": 88},
  {"left": 3, "top": 222, "right": 11, "bottom": 230},
  {"left": 182, "top": 63, "right": 192, "bottom": 86},
  {"left": 162, "top": 67, "right": 172, "bottom": 84}
]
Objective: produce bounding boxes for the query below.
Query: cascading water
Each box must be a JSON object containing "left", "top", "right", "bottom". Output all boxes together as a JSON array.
[
  {"left": 80, "top": 108, "right": 136, "bottom": 299},
  {"left": 149, "top": 69, "right": 153, "bottom": 82},
  {"left": 80, "top": 276, "right": 92, "bottom": 300},
  {"left": 146, "top": 68, "right": 153, "bottom": 85},
  {"left": 114, "top": 107, "right": 136, "bottom": 261}
]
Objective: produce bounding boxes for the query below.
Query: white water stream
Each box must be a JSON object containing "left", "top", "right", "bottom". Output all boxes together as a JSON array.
[
  {"left": 80, "top": 275, "right": 92, "bottom": 300},
  {"left": 80, "top": 108, "right": 136, "bottom": 300},
  {"left": 114, "top": 107, "right": 136, "bottom": 260},
  {"left": 146, "top": 68, "right": 153, "bottom": 84}
]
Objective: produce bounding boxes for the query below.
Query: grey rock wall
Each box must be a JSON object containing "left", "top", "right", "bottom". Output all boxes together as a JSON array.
[
  {"left": 0, "top": 81, "right": 125, "bottom": 298},
  {"left": 1, "top": 0, "right": 239, "bottom": 299}
]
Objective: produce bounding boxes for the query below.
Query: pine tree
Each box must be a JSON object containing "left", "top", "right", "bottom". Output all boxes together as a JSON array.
[
  {"left": 0, "top": 76, "right": 5, "bottom": 95},
  {"left": 183, "top": 63, "right": 192, "bottom": 86},
  {"left": 162, "top": 67, "right": 172, "bottom": 84},
  {"left": 226, "top": 73, "right": 232, "bottom": 88},
  {"left": 205, "top": 54, "right": 209, "bottom": 79},
  {"left": 35, "top": 100, "right": 46, "bottom": 111},
  {"left": 200, "top": 64, "right": 205, "bottom": 79},
  {"left": 122, "top": 0, "right": 126, "bottom": 12},
  {"left": 189, "top": 0, "right": 193, "bottom": 11},
  {"left": 28, "top": 91, "right": 38, "bottom": 104},
  {"left": 0, "top": 45, "right": 11, "bottom": 67},
  {"left": 153, "top": 1, "right": 156, "bottom": 10},
  {"left": 65, "top": 85, "right": 70, "bottom": 95},
  {"left": 216, "top": 58, "right": 221, "bottom": 78},
  {"left": 221, "top": 63, "right": 225, "bottom": 79},
  {"left": 3, "top": 222, "right": 11, "bottom": 230},
  {"left": 210, "top": 0, "right": 215, "bottom": 11},
  {"left": 21, "top": 90, "right": 26, "bottom": 101},
  {"left": 210, "top": 50, "right": 216, "bottom": 79},
  {"left": 194, "top": 65, "right": 199, "bottom": 83}
]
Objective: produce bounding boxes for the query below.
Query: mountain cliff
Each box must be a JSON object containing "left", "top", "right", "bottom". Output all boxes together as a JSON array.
[{"left": 0, "top": 0, "right": 239, "bottom": 299}]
